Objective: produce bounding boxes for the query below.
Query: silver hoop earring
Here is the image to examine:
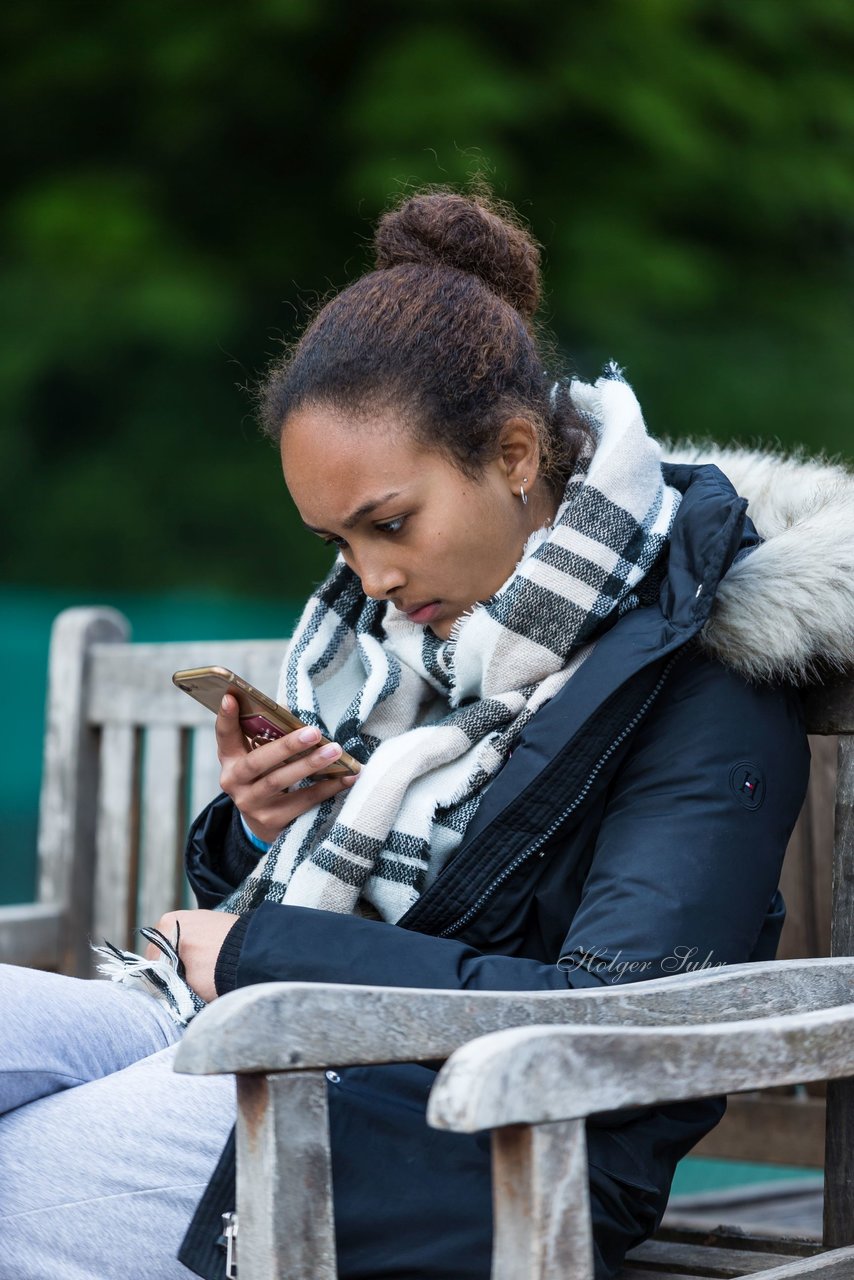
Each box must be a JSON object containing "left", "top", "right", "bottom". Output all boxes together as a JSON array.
[{"left": 519, "top": 477, "right": 529, "bottom": 506}]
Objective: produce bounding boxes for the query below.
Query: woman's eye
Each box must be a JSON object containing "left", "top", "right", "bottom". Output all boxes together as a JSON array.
[
  {"left": 320, "top": 516, "right": 405, "bottom": 549},
  {"left": 376, "top": 516, "right": 406, "bottom": 535}
]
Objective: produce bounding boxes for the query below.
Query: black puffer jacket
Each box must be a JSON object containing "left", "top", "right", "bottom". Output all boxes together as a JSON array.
[{"left": 180, "top": 458, "right": 812, "bottom": 1279}]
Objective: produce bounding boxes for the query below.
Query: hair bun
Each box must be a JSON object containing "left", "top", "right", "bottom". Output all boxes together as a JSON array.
[{"left": 373, "top": 189, "right": 542, "bottom": 321}]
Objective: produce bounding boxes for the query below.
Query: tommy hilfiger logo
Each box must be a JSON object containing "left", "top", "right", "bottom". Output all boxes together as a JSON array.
[{"left": 729, "top": 762, "right": 766, "bottom": 810}]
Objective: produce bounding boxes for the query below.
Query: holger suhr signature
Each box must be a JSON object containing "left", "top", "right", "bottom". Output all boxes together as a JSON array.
[{"left": 561, "top": 945, "right": 726, "bottom": 983}]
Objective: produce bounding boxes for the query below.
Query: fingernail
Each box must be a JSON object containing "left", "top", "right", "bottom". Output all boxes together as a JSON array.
[
  {"left": 298, "top": 727, "right": 320, "bottom": 744},
  {"left": 221, "top": 695, "right": 231, "bottom": 711},
  {"left": 318, "top": 742, "right": 341, "bottom": 760},
  {"left": 342, "top": 773, "right": 358, "bottom": 786}
]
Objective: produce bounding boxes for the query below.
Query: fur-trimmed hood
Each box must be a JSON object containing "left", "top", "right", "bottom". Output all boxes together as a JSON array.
[{"left": 660, "top": 439, "right": 854, "bottom": 687}]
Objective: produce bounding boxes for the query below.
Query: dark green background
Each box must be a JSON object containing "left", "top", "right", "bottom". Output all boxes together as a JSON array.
[{"left": 3, "top": 1, "right": 853, "bottom": 902}]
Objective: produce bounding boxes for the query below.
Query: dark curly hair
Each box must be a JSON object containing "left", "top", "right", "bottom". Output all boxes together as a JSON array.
[{"left": 259, "top": 184, "right": 592, "bottom": 490}]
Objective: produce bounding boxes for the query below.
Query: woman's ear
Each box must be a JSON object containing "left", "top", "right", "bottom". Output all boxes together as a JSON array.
[{"left": 498, "top": 417, "right": 541, "bottom": 489}]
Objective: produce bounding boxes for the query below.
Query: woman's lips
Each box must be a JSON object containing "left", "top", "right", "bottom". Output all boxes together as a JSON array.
[{"left": 405, "top": 601, "right": 441, "bottom": 624}]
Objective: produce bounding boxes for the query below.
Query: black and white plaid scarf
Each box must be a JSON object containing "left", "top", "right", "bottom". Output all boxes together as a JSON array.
[
  {"left": 220, "top": 364, "right": 681, "bottom": 916},
  {"left": 97, "top": 365, "right": 682, "bottom": 1021}
]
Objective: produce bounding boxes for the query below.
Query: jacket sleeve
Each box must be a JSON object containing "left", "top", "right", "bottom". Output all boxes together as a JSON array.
[
  {"left": 216, "top": 654, "right": 810, "bottom": 997},
  {"left": 186, "top": 792, "right": 263, "bottom": 910}
]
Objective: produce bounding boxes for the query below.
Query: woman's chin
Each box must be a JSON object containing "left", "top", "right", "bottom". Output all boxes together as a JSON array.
[{"left": 427, "top": 615, "right": 454, "bottom": 640}]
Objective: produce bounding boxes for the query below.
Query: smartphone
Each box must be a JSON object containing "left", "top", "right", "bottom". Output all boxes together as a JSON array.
[{"left": 172, "top": 666, "right": 360, "bottom": 778}]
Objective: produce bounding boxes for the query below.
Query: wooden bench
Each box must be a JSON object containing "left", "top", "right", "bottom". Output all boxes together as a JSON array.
[
  {"left": 0, "top": 607, "right": 287, "bottom": 976},
  {"left": 5, "top": 606, "right": 853, "bottom": 1278}
]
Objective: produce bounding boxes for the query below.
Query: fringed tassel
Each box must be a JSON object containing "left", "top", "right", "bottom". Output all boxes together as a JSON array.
[{"left": 92, "top": 923, "right": 206, "bottom": 1027}]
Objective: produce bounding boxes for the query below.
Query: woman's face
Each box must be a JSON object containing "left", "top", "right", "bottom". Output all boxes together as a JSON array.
[{"left": 281, "top": 405, "right": 546, "bottom": 639}]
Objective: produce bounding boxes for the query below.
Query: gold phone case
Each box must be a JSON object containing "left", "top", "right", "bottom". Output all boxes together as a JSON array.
[{"left": 172, "top": 666, "right": 360, "bottom": 777}]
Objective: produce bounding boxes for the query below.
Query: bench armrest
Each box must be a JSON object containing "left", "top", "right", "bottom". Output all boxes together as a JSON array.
[
  {"left": 426, "top": 999, "right": 854, "bottom": 1280},
  {"left": 174, "top": 955, "right": 854, "bottom": 1076},
  {"left": 427, "top": 1000, "right": 854, "bottom": 1133}
]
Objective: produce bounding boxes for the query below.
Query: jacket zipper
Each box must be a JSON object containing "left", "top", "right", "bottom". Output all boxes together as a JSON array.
[
  {"left": 438, "top": 651, "right": 681, "bottom": 939},
  {"left": 222, "top": 1211, "right": 238, "bottom": 1278}
]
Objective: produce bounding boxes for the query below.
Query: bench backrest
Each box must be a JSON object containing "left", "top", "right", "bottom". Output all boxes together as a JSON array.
[{"left": 33, "top": 608, "right": 286, "bottom": 974}]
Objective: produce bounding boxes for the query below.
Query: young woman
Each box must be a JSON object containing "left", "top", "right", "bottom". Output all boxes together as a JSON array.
[{"left": 3, "top": 187, "right": 850, "bottom": 1280}]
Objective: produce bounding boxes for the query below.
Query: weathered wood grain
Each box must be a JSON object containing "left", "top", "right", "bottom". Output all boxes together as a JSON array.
[
  {"left": 779, "top": 733, "right": 837, "bottom": 961},
  {"left": 618, "top": 1269, "right": 851, "bottom": 1280},
  {"left": 236, "top": 1071, "right": 336, "bottom": 1280},
  {"left": 491, "top": 1119, "right": 593, "bottom": 1280},
  {"left": 727, "top": 1246, "right": 854, "bottom": 1278},
  {"left": 825, "top": 734, "right": 854, "bottom": 1251},
  {"left": 829, "top": 736, "right": 854, "bottom": 960},
  {"left": 617, "top": 1269, "right": 706, "bottom": 1280},
  {"left": 624, "top": 1239, "right": 807, "bottom": 1275},
  {"left": 35, "top": 607, "right": 129, "bottom": 973},
  {"left": 824, "top": 1077, "right": 854, "bottom": 1250},
  {"left": 802, "top": 681, "right": 854, "bottom": 737},
  {"left": 425, "top": 1003, "right": 854, "bottom": 1133},
  {"left": 23, "top": 618, "right": 289, "bottom": 975},
  {"left": 618, "top": 1244, "right": 854, "bottom": 1279},
  {"left": 174, "top": 957, "right": 854, "bottom": 1077},
  {"left": 88, "top": 641, "right": 284, "bottom": 726},
  {"left": 92, "top": 723, "right": 140, "bottom": 952},
  {"left": 137, "top": 726, "right": 186, "bottom": 927},
  {"left": 189, "top": 725, "right": 222, "bottom": 821},
  {"left": 654, "top": 1225, "right": 819, "bottom": 1256}
]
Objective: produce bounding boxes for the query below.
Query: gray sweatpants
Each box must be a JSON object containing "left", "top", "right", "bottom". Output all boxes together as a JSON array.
[{"left": 0, "top": 963, "right": 235, "bottom": 1279}]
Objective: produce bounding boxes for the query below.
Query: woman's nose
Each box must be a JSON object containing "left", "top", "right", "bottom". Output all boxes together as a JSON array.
[{"left": 357, "top": 555, "right": 404, "bottom": 601}]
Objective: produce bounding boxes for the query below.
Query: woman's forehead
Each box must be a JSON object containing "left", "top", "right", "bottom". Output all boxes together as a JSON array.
[
  {"left": 282, "top": 406, "right": 414, "bottom": 477},
  {"left": 280, "top": 405, "right": 433, "bottom": 523}
]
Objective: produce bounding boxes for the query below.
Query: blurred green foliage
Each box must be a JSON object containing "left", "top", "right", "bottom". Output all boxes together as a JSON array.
[{"left": 2, "top": 0, "right": 852, "bottom": 600}]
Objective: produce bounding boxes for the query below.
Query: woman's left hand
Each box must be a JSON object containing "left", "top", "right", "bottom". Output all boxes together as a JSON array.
[{"left": 145, "top": 909, "right": 240, "bottom": 1004}]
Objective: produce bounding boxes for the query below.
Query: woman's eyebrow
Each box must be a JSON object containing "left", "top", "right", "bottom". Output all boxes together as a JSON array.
[{"left": 303, "top": 490, "right": 402, "bottom": 533}]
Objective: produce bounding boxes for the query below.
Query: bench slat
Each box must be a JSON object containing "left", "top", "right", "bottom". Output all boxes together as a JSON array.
[
  {"left": 625, "top": 1240, "right": 806, "bottom": 1276},
  {"left": 88, "top": 642, "right": 285, "bottom": 726},
  {"left": 93, "top": 724, "right": 139, "bottom": 949},
  {"left": 189, "top": 726, "right": 221, "bottom": 825},
  {"left": 138, "top": 726, "right": 187, "bottom": 927}
]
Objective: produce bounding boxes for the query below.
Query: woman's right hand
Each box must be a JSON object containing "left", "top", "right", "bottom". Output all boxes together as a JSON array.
[{"left": 215, "top": 693, "right": 358, "bottom": 845}]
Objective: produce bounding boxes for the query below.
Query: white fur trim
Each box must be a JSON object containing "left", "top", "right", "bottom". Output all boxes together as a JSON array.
[{"left": 661, "top": 439, "right": 854, "bottom": 685}]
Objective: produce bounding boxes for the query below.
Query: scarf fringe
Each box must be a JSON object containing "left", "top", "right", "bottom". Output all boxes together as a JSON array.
[{"left": 92, "top": 924, "right": 205, "bottom": 1027}]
